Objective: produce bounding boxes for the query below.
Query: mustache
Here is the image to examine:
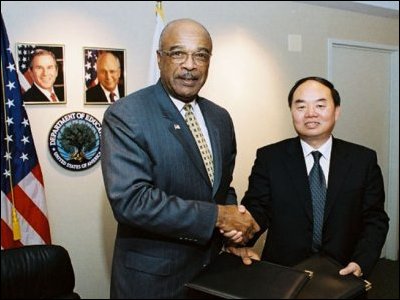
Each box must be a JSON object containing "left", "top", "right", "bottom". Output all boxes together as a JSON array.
[{"left": 179, "top": 72, "right": 198, "bottom": 80}]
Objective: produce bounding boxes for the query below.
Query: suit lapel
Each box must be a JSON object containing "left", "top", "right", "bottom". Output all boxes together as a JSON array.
[
  {"left": 284, "top": 138, "right": 313, "bottom": 222},
  {"left": 324, "top": 138, "right": 351, "bottom": 223},
  {"left": 154, "top": 82, "right": 211, "bottom": 186}
]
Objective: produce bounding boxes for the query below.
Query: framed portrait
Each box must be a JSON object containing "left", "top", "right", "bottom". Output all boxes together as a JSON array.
[
  {"left": 84, "top": 47, "right": 126, "bottom": 105},
  {"left": 16, "top": 43, "right": 66, "bottom": 104}
]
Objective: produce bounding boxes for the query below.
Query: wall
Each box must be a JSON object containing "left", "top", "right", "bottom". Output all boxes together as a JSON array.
[{"left": 1, "top": 1, "right": 398, "bottom": 298}]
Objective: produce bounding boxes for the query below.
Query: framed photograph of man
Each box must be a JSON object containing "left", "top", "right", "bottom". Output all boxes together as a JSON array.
[
  {"left": 84, "top": 47, "right": 126, "bottom": 105},
  {"left": 16, "top": 43, "right": 66, "bottom": 104}
]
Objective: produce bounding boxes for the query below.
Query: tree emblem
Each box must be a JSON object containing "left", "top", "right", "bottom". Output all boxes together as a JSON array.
[{"left": 59, "top": 122, "right": 96, "bottom": 163}]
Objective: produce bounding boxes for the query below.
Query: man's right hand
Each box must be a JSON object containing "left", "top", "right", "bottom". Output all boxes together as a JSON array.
[
  {"left": 216, "top": 204, "right": 260, "bottom": 243},
  {"left": 226, "top": 246, "right": 260, "bottom": 265}
]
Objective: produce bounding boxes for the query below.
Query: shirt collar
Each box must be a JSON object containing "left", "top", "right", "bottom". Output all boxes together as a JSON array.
[
  {"left": 170, "top": 96, "right": 198, "bottom": 113},
  {"left": 33, "top": 83, "right": 55, "bottom": 98},
  {"left": 300, "top": 136, "right": 333, "bottom": 160},
  {"left": 100, "top": 84, "right": 119, "bottom": 99}
]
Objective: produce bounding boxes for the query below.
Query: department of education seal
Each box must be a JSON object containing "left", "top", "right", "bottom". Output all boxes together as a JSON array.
[{"left": 48, "top": 112, "right": 101, "bottom": 171}]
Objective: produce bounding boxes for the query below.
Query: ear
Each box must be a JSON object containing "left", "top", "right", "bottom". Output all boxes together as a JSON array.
[
  {"left": 334, "top": 106, "right": 341, "bottom": 121},
  {"left": 156, "top": 51, "right": 162, "bottom": 66}
]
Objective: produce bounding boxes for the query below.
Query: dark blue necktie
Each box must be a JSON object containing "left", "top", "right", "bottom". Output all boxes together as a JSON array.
[{"left": 309, "top": 151, "right": 326, "bottom": 251}]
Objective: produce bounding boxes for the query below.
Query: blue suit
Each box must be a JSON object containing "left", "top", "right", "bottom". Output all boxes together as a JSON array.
[{"left": 101, "top": 80, "right": 237, "bottom": 298}]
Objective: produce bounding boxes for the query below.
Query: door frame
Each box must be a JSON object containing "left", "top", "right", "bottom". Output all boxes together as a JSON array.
[{"left": 328, "top": 39, "right": 399, "bottom": 260}]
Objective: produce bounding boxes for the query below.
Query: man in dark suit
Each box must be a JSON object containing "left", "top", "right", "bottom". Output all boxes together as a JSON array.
[
  {"left": 22, "top": 49, "right": 64, "bottom": 103},
  {"left": 229, "top": 77, "right": 389, "bottom": 279},
  {"left": 86, "top": 52, "right": 124, "bottom": 103},
  {"left": 101, "top": 19, "right": 259, "bottom": 299}
]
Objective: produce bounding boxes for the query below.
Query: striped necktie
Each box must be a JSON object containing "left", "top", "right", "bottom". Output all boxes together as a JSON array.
[{"left": 309, "top": 151, "right": 326, "bottom": 251}]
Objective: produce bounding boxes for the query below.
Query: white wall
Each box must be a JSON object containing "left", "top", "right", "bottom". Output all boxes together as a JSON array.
[{"left": 1, "top": 1, "right": 398, "bottom": 298}]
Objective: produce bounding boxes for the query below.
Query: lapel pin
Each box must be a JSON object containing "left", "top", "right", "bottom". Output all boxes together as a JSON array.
[{"left": 174, "top": 124, "right": 181, "bottom": 130}]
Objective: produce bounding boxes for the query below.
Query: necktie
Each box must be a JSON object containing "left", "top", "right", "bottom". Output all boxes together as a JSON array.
[
  {"left": 309, "top": 151, "right": 326, "bottom": 251},
  {"left": 50, "top": 92, "right": 57, "bottom": 102},
  {"left": 110, "top": 92, "right": 116, "bottom": 102},
  {"left": 183, "top": 104, "right": 214, "bottom": 185}
]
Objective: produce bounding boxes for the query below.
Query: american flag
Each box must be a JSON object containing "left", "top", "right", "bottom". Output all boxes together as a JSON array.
[
  {"left": 1, "top": 15, "right": 51, "bottom": 249},
  {"left": 84, "top": 48, "right": 99, "bottom": 89},
  {"left": 16, "top": 43, "right": 37, "bottom": 91}
]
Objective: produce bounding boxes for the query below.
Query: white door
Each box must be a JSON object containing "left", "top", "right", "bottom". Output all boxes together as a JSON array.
[{"left": 328, "top": 40, "right": 399, "bottom": 260}]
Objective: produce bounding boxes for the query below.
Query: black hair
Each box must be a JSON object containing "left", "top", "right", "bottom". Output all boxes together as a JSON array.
[{"left": 288, "top": 76, "right": 341, "bottom": 107}]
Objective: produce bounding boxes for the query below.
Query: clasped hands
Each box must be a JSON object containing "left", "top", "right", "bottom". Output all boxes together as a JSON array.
[
  {"left": 216, "top": 204, "right": 261, "bottom": 265},
  {"left": 216, "top": 204, "right": 259, "bottom": 244}
]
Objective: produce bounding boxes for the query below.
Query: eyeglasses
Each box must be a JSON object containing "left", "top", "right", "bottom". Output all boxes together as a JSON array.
[{"left": 158, "top": 50, "right": 211, "bottom": 65}]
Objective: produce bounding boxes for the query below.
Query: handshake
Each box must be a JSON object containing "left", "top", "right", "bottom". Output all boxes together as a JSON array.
[{"left": 216, "top": 204, "right": 260, "bottom": 245}]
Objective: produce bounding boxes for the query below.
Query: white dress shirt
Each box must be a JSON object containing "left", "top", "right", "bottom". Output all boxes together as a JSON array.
[
  {"left": 170, "top": 97, "right": 213, "bottom": 156},
  {"left": 300, "top": 136, "right": 332, "bottom": 187}
]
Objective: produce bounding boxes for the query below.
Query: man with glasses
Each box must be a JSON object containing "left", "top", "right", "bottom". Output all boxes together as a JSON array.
[{"left": 101, "top": 18, "right": 259, "bottom": 299}]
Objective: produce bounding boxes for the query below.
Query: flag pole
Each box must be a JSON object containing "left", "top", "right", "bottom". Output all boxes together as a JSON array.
[
  {"left": 0, "top": 54, "right": 21, "bottom": 241},
  {"left": 148, "top": 1, "right": 165, "bottom": 85},
  {"left": 155, "top": 1, "right": 164, "bottom": 20}
]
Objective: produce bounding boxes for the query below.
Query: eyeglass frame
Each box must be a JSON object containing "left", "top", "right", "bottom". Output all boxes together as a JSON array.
[{"left": 157, "top": 49, "right": 212, "bottom": 65}]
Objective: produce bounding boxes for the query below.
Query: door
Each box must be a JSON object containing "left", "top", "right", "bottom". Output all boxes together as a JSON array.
[{"left": 328, "top": 40, "right": 399, "bottom": 260}]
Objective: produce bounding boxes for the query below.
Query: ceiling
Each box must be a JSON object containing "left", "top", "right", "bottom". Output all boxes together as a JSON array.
[{"left": 296, "top": 1, "right": 399, "bottom": 18}]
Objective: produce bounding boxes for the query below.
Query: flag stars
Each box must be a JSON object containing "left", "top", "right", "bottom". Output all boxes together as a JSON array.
[
  {"left": 6, "top": 81, "right": 16, "bottom": 90},
  {"left": 3, "top": 169, "right": 11, "bottom": 178},
  {"left": 21, "top": 118, "right": 29, "bottom": 127},
  {"left": 6, "top": 63, "right": 16, "bottom": 72},
  {"left": 5, "top": 117, "right": 14, "bottom": 126},
  {"left": 4, "top": 152, "right": 12, "bottom": 161},
  {"left": 20, "top": 153, "right": 29, "bottom": 162},
  {"left": 5, "top": 135, "right": 13, "bottom": 143},
  {"left": 6, "top": 98, "right": 15, "bottom": 108},
  {"left": 21, "top": 136, "right": 30, "bottom": 144}
]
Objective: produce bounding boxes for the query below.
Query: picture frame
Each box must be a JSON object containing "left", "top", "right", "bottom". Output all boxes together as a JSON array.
[
  {"left": 16, "top": 43, "right": 66, "bottom": 104},
  {"left": 83, "top": 47, "right": 126, "bottom": 105}
]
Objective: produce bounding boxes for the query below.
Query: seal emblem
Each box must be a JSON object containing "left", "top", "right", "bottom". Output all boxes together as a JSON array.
[{"left": 48, "top": 112, "right": 101, "bottom": 171}]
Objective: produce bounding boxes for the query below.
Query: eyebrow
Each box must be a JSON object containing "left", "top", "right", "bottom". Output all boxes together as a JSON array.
[
  {"left": 293, "top": 98, "right": 327, "bottom": 104},
  {"left": 167, "top": 45, "right": 211, "bottom": 53}
]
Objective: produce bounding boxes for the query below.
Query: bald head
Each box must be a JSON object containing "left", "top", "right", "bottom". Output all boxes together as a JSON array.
[
  {"left": 96, "top": 52, "right": 121, "bottom": 92},
  {"left": 159, "top": 19, "right": 212, "bottom": 52},
  {"left": 157, "top": 18, "right": 212, "bottom": 102}
]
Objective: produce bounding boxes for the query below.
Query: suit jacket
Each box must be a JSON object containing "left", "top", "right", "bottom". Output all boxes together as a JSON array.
[
  {"left": 242, "top": 137, "right": 389, "bottom": 278},
  {"left": 86, "top": 83, "right": 124, "bottom": 103},
  {"left": 22, "top": 83, "right": 64, "bottom": 102},
  {"left": 101, "top": 80, "right": 237, "bottom": 298}
]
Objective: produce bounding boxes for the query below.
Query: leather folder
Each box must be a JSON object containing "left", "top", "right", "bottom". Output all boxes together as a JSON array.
[
  {"left": 293, "top": 253, "right": 371, "bottom": 299},
  {"left": 185, "top": 251, "right": 310, "bottom": 299}
]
